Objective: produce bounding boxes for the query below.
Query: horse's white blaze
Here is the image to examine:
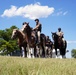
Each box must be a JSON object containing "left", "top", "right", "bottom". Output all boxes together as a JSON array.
[
  {"left": 12, "top": 30, "right": 16, "bottom": 38},
  {"left": 21, "top": 24, "right": 27, "bottom": 32}
]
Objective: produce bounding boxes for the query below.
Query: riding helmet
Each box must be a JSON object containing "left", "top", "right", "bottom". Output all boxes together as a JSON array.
[
  {"left": 35, "top": 19, "right": 39, "bottom": 22},
  {"left": 58, "top": 28, "right": 61, "bottom": 30}
]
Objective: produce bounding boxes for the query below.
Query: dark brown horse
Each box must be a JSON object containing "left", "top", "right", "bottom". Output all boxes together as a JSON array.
[
  {"left": 11, "top": 29, "right": 27, "bottom": 57},
  {"left": 51, "top": 32, "right": 67, "bottom": 58},
  {"left": 21, "top": 22, "right": 46, "bottom": 57}
]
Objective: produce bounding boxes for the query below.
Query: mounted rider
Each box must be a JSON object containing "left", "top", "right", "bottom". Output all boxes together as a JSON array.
[
  {"left": 56, "top": 28, "right": 65, "bottom": 43},
  {"left": 32, "top": 19, "right": 42, "bottom": 44}
]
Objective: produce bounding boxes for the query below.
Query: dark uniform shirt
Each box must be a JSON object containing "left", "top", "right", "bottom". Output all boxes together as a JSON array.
[{"left": 36, "top": 22, "right": 42, "bottom": 32}]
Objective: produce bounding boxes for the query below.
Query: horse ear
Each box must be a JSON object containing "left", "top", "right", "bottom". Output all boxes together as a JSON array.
[
  {"left": 22, "top": 22, "right": 25, "bottom": 25},
  {"left": 27, "top": 22, "right": 29, "bottom": 25}
]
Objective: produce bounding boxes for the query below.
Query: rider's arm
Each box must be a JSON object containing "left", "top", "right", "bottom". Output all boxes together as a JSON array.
[
  {"left": 62, "top": 32, "right": 64, "bottom": 35},
  {"left": 33, "top": 23, "right": 41, "bottom": 30},
  {"left": 60, "top": 32, "right": 64, "bottom": 36}
]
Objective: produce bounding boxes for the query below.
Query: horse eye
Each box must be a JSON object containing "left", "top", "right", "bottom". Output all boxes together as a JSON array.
[{"left": 15, "top": 32, "right": 17, "bottom": 34}]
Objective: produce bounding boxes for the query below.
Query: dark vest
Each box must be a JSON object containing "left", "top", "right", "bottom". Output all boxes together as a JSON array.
[{"left": 36, "top": 23, "right": 42, "bottom": 32}]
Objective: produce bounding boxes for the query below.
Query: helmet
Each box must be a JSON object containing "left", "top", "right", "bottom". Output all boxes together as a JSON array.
[
  {"left": 35, "top": 19, "right": 39, "bottom": 22},
  {"left": 58, "top": 28, "right": 61, "bottom": 30},
  {"left": 22, "top": 22, "right": 27, "bottom": 25}
]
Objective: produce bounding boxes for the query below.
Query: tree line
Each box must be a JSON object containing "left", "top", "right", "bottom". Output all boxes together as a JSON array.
[
  {"left": 0, "top": 26, "right": 19, "bottom": 55},
  {"left": 0, "top": 25, "right": 76, "bottom": 58}
]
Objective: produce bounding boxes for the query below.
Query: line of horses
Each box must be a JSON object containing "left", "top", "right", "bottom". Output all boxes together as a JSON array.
[{"left": 11, "top": 22, "right": 67, "bottom": 59}]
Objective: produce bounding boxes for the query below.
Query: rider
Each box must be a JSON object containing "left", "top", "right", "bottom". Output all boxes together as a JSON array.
[
  {"left": 56, "top": 28, "right": 65, "bottom": 42},
  {"left": 33, "top": 19, "right": 42, "bottom": 44}
]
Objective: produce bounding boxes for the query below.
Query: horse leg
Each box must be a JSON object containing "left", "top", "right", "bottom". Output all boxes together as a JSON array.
[
  {"left": 59, "top": 49, "right": 63, "bottom": 59},
  {"left": 62, "top": 41, "right": 67, "bottom": 58},
  {"left": 36, "top": 45, "right": 40, "bottom": 58},
  {"left": 49, "top": 47, "right": 52, "bottom": 58},
  {"left": 34, "top": 46, "right": 37, "bottom": 57},
  {"left": 27, "top": 47, "right": 35, "bottom": 58},
  {"left": 62, "top": 48, "right": 66, "bottom": 58},
  {"left": 42, "top": 44, "right": 45, "bottom": 58},
  {"left": 19, "top": 46, "right": 23, "bottom": 57},
  {"left": 59, "top": 41, "right": 66, "bottom": 59},
  {"left": 55, "top": 48, "right": 58, "bottom": 58},
  {"left": 21, "top": 47, "right": 25, "bottom": 57},
  {"left": 45, "top": 46, "right": 48, "bottom": 58},
  {"left": 30, "top": 48, "right": 35, "bottom": 58},
  {"left": 27, "top": 48, "right": 31, "bottom": 58},
  {"left": 24, "top": 47, "right": 27, "bottom": 57},
  {"left": 27, "top": 44, "right": 31, "bottom": 58}
]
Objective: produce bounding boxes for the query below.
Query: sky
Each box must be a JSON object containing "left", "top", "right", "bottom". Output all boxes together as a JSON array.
[{"left": 0, "top": 0, "right": 76, "bottom": 58}]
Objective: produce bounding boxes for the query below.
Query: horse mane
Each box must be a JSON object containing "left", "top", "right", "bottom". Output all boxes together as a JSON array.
[{"left": 19, "top": 30, "right": 25, "bottom": 38}]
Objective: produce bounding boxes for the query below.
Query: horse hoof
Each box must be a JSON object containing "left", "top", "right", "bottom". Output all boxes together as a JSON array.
[
  {"left": 56, "top": 56, "right": 58, "bottom": 58},
  {"left": 59, "top": 55, "right": 62, "bottom": 59}
]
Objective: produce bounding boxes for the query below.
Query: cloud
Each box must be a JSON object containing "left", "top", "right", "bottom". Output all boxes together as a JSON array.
[
  {"left": 52, "top": 8, "right": 68, "bottom": 16},
  {"left": 1, "top": 2, "right": 55, "bottom": 19},
  {"left": 56, "top": 11, "right": 68, "bottom": 16},
  {"left": 56, "top": 11, "right": 63, "bottom": 16},
  {"left": 63, "top": 11, "right": 68, "bottom": 15},
  {"left": 67, "top": 41, "right": 76, "bottom": 44},
  {"left": 1, "top": 6, "right": 17, "bottom": 17}
]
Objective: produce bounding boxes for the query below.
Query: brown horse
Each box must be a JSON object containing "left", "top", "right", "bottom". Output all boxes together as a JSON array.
[
  {"left": 51, "top": 32, "right": 67, "bottom": 58},
  {"left": 45, "top": 36, "right": 53, "bottom": 58},
  {"left": 21, "top": 22, "right": 46, "bottom": 58},
  {"left": 11, "top": 29, "right": 27, "bottom": 57}
]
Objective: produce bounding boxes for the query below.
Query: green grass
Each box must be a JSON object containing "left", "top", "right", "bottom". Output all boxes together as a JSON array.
[{"left": 0, "top": 56, "right": 76, "bottom": 75}]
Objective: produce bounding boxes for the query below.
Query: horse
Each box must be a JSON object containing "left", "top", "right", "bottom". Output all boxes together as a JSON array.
[
  {"left": 45, "top": 36, "right": 53, "bottom": 58},
  {"left": 51, "top": 32, "right": 67, "bottom": 58},
  {"left": 11, "top": 29, "right": 27, "bottom": 57},
  {"left": 21, "top": 22, "right": 46, "bottom": 58}
]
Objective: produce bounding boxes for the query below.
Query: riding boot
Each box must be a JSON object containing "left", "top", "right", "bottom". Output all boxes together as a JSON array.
[
  {"left": 36, "top": 36, "right": 40, "bottom": 45},
  {"left": 36, "top": 35, "right": 39, "bottom": 45}
]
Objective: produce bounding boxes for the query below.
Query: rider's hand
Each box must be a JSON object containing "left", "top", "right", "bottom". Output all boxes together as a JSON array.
[{"left": 32, "top": 29, "right": 34, "bottom": 30}]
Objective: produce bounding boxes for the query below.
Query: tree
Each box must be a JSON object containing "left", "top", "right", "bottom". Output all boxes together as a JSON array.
[
  {"left": 71, "top": 49, "right": 76, "bottom": 58},
  {"left": 0, "top": 25, "right": 19, "bottom": 55}
]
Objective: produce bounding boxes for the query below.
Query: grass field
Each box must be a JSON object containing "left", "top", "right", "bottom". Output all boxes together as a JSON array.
[{"left": 0, "top": 56, "right": 76, "bottom": 75}]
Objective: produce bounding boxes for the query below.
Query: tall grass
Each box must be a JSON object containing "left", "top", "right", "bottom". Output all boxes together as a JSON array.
[{"left": 0, "top": 56, "right": 76, "bottom": 75}]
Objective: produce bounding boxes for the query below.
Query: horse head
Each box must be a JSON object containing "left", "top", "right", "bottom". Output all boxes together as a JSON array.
[
  {"left": 11, "top": 29, "right": 19, "bottom": 39},
  {"left": 11, "top": 29, "right": 25, "bottom": 40},
  {"left": 21, "top": 22, "right": 31, "bottom": 33},
  {"left": 51, "top": 32, "right": 58, "bottom": 41}
]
